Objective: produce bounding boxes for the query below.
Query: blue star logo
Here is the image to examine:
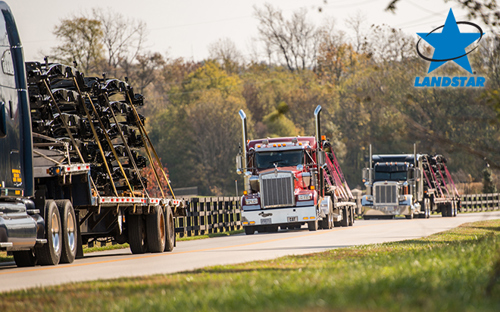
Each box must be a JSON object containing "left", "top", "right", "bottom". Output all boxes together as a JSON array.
[{"left": 416, "top": 9, "right": 484, "bottom": 74}]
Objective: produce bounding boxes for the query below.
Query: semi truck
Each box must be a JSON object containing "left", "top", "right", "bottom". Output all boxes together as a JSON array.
[
  {"left": 236, "top": 105, "right": 356, "bottom": 235},
  {"left": 361, "top": 145, "right": 460, "bottom": 219},
  {"left": 0, "top": 1, "right": 185, "bottom": 267}
]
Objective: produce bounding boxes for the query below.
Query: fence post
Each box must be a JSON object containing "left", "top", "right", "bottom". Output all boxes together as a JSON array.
[{"left": 193, "top": 198, "right": 199, "bottom": 236}]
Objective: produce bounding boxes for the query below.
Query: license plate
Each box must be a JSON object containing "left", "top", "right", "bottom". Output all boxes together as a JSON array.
[
  {"left": 287, "top": 216, "right": 298, "bottom": 222},
  {"left": 261, "top": 218, "right": 272, "bottom": 224}
]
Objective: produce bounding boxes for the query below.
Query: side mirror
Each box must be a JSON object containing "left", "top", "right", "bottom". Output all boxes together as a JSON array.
[
  {"left": 317, "top": 151, "right": 326, "bottom": 167},
  {"left": 362, "top": 168, "right": 368, "bottom": 182},
  {"left": 236, "top": 154, "right": 243, "bottom": 175},
  {"left": 0, "top": 102, "right": 6, "bottom": 138}
]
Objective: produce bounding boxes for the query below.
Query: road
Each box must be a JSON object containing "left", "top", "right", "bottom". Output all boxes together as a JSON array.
[{"left": 1, "top": 212, "right": 499, "bottom": 293}]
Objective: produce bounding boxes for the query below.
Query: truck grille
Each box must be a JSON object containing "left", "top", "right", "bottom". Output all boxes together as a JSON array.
[
  {"left": 260, "top": 172, "right": 294, "bottom": 208},
  {"left": 374, "top": 184, "right": 397, "bottom": 204}
]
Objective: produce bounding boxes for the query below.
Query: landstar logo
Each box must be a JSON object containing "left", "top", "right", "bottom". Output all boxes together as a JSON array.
[{"left": 414, "top": 9, "right": 485, "bottom": 88}]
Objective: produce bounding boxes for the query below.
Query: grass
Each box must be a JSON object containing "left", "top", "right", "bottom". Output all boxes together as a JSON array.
[{"left": 1, "top": 220, "right": 500, "bottom": 312}]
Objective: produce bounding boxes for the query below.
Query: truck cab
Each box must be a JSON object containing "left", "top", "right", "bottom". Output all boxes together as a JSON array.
[
  {"left": 240, "top": 136, "right": 321, "bottom": 233},
  {"left": 0, "top": 1, "right": 41, "bottom": 253},
  {"left": 237, "top": 106, "right": 355, "bottom": 235},
  {"left": 362, "top": 154, "right": 423, "bottom": 219}
]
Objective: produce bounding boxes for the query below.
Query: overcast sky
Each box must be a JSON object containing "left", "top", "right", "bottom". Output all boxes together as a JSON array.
[{"left": 9, "top": 0, "right": 478, "bottom": 62}]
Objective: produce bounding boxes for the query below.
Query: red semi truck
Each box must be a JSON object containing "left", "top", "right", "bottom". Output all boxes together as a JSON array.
[{"left": 236, "top": 105, "right": 356, "bottom": 234}]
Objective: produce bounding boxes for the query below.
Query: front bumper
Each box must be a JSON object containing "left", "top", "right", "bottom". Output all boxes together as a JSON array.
[
  {"left": 242, "top": 205, "right": 317, "bottom": 227},
  {"left": 364, "top": 205, "right": 412, "bottom": 215}
]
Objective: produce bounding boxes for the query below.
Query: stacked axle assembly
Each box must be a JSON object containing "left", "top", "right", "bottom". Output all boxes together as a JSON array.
[{"left": 26, "top": 61, "right": 173, "bottom": 199}]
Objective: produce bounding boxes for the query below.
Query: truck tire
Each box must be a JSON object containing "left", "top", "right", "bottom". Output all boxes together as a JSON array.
[
  {"left": 308, "top": 219, "right": 318, "bottom": 231},
  {"left": 244, "top": 226, "right": 255, "bottom": 235},
  {"left": 128, "top": 214, "right": 147, "bottom": 254},
  {"left": 13, "top": 250, "right": 37, "bottom": 267},
  {"left": 55, "top": 200, "right": 78, "bottom": 264},
  {"left": 164, "top": 206, "right": 175, "bottom": 252},
  {"left": 267, "top": 225, "right": 279, "bottom": 233},
  {"left": 146, "top": 206, "right": 166, "bottom": 253},
  {"left": 340, "top": 207, "right": 349, "bottom": 227},
  {"left": 442, "top": 204, "right": 451, "bottom": 217},
  {"left": 438, "top": 204, "right": 448, "bottom": 217},
  {"left": 321, "top": 205, "right": 334, "bottom": 230},
  {"left": 36, "top": 200, "right": 62, "bottom": 265}
]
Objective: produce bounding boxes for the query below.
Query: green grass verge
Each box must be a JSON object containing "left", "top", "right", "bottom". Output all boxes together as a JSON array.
[
  {"left": 1, "top": 220, "right": 500, "bottom": 312},
  {"left": 0, "top": 251, "right": 12, "bottom": 263}
]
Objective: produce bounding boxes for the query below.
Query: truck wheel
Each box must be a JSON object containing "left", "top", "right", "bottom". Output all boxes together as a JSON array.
[
  {"left": 442, "top": 204, "right": 452, "bottom": 217},
  {"left": 36, "top": 200, "right": 62, "bottom": 265},
  {"left": 147, "top": 206, "right": 166, "bottom": 253},
  {"left": 13, "top": 250, "right": 37, "bottom": 267},
  {"left": 340, "top": 207, "right": 349, "bottom": 227},
  {"left": 321, "top": 211, "right": 333, "bottom": 230},
  {"left": 308, "top": 219, "right": 318, "bottom": 231},
  {"left": 244, "top": 226, "right": 255, "bottom": 235},
  {"left": 164, "top": 206, "right": 175, "bottom": 252},
  {"left": 267, "top": 225, "right": 279, "bottom": 233},
  {"left": 55, "top": 200, "right": 78, "bottom": 264},
  {"left": 128, "top": 214, "right": 147, "bottom": 254},
  {"left": 452, "top": 202, "right": 458, "bottom": 217}
]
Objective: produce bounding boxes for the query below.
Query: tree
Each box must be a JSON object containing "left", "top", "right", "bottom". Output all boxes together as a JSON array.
[
  {"left": 130, "top": 52, "right": 166, "bottom": 94},
  {"left": 52, "top": 17, "right": 104, "bottom": 75},
  {"left": 208, "top": 38, "right": 243, "bottom": 73},
  {"left": 142, "top": 159, "right": 171, "bottom": 198},
  {"left": 92, "top": 8, "right": 147, "bottom": 77},
  {"left": 482, "top": 165, "right": 497, "bottom": 193},
  {"left": 254, "top": 4, "right": 320, "bottom": 71},
  {"left": 386, "top": 0, "right": 500, "bottom": 30}
]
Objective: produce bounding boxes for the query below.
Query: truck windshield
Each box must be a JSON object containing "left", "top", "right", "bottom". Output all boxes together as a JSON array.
[
  {"left": 374, "top": 170, "right": 407, "bottom": 181},
  {"left": 255, "top": 150, "right": 303, "bottom": 169}
]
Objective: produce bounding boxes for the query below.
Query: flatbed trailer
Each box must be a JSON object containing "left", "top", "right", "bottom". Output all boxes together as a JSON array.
[{"left": 0, "top": 2, "right": 186, "bottom": 268}]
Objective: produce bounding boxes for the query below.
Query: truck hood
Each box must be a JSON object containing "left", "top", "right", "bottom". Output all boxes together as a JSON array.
[{"left": 257, "top": 166, "right": 302, "bottom": 175}]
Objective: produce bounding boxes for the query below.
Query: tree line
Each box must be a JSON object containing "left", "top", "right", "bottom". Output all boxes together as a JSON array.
[{"left": 46, "top": 3, "right": 500, "bottom": 195}]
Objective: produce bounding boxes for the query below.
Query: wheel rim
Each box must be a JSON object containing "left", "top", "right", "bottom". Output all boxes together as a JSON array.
[
  {"left": 51, "top": 211, "right": 61, "bottom": 253},
  {"left": 67, "top": 211, "right": 76, "bottom": 252}
]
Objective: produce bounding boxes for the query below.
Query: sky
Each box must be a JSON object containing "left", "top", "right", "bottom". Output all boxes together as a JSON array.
[{"left": 8, "top": 0, "right": 481, "bottom": 62}]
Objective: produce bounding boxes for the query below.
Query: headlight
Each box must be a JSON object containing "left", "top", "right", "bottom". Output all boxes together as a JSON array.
[
  {"left": 298, "top": 194, "right": 312, "bottom": 201},
  {"left": 246, "top": 198, "right": 259, "bottom": 205},
  {"left": 366, "top": 195, "right": 373, "bottom": 202}
]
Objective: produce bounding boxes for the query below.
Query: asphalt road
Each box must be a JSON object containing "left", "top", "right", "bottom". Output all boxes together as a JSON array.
[{"left": 1, "top": 211, "right": 499, "bottom": 293}]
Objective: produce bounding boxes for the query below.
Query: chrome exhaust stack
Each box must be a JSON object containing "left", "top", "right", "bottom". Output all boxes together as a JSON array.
[
  {"left": 314, "top": 105, "right": 322, "bottom": 147},
  {"left": 314, "top": 105, "right": 324, "bottom": 194},
  {"left": 238, "top": 110, "right": 248, "bottom": 173},
  {"left": 237, "top": 110, "right": 250, "bottom": 192}
]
